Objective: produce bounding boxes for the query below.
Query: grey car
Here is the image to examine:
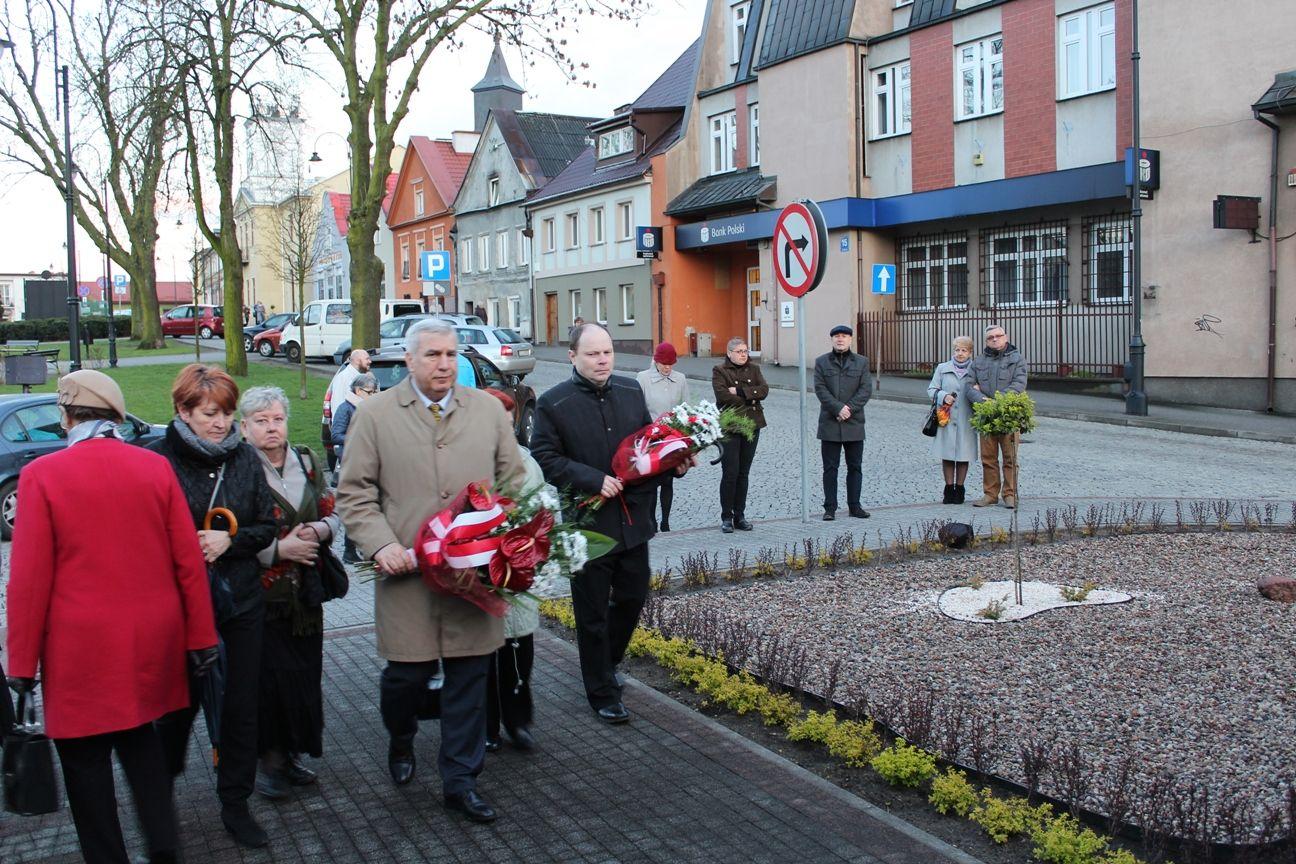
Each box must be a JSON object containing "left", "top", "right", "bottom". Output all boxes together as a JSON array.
[
  {"left": 332, "top": 313, "right": 486, "bottom": 364},
  {"left": 453, "top": 325, "right": 536, "bottom": 377}
]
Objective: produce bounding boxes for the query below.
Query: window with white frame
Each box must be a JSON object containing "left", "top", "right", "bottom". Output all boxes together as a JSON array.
[
  {"left": 709, "top": 111, "right": 738, "bottom": 174},
  {"left": 496, "top": 231, "right": 509, "bottom": 269},
  {"left": 400, "top": 241, "right": 411, "bottom": 280},
  {"left": 478, "top": 234, "right": 490, "bottom": 271},
  {"left": 730, "top": 1, "right": 750, "bottom": 65},
  {"left": 593, "top": 287, "right": 608, "bottom": 324},
  {"left": 749, "top": 103, "right": 761, "bottom": 165},
  {"left": 981, "top": 222, "right": 1068, "bottom": 307},
  {"left": 617, "top": 201, "right": 633, "bottom": 240},
  {"left": 1058, "top": 4, "right": 1115, "bottom": 99},
  {"left": 460, "top": 238, "right": 473, "bottom": 273},
  {"left": 565, "top": 212, "right": 580, "bottom": 249},
  {"left": 590, "top": 207, "right": 606, "bottom": 245},
  {"left": 488, "top": 176, "right": 500, "bottom": 207},
  {"left": 517, "top": 228, "right": 529, "bottom": 265},
  {"left": 898, "top": 232, "right": 970, "bottom": 310},
  {"left": 487, "top": 298, "right": 501, "bottom": 326},
  {"left": 872, "top": 62, "right": 912, "bottom": 138},
  {"left": 956, "top": 36, "right": 1004, "bottom": 119},
  {"left": 1083, "top": 214, "right": 1131, "bottom": 303},
  {"left": 620, "top": 284, "right": 636, "bottom": 324},
  {"left": 598, "top": 127, "right": 634, "bottom": 159},
  {"left": 415, "top": 237, "right": 426, "bottom": 278},
  {"left": 570, "top": 289, "right": 582, "bottom": 322},
  {"left": 542, "top": 218, "right": 555, "bottom": 252},
  {"left": 413, "top": 184, "right": 425, "bottom": 217}
]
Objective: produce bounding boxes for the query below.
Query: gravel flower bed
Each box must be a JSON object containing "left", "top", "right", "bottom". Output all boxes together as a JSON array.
[{"left": 653, "top": 532, "right": 1296, "bottom": 841}]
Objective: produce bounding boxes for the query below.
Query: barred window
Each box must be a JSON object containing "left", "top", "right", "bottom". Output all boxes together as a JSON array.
[
  {"left": 898, "top": 232, "right": 969, "bottom": 310},
  {"left": 980, "top": 222, "right": 1068, "bottom": 307},
  {"left": 1083, "top": 214, "right": 1132, "bottom": 304}
]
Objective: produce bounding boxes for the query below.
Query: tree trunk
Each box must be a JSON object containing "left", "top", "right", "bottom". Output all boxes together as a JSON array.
[{"left": 348, "top": 234, "right": 384, "bottom": 351}]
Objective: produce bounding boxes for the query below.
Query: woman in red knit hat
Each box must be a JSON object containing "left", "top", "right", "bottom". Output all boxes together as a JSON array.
[{"left": 635, "top": 342, "right": 688, "bottom": 531}]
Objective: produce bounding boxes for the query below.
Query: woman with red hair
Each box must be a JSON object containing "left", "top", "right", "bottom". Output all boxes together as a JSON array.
[{"left": 148, "top": 364, "right": 278, "bottom": 849}]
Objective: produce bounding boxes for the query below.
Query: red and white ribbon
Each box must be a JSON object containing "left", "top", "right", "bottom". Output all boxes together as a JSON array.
[
  {"left": 420, "top": 503, "right": 508, "bottom": 569},
  {"left": 629, "top": 433, "right": 691, "bottom": 477}
]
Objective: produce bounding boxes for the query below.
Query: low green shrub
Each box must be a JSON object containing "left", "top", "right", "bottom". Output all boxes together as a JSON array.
[
  {"left": 0, "top": 316, "right": 132, "bottom": 343},
  {"left": 928, "top": 768, "right": 979, "bottom": 817},
  {"left": 1031, "top": 813, "right": 1111, "bottom": 864},
  {"left": 788, "top": 710, "right": 839, "bottom": 744},
  {"left": 869, "top": 738, "right": 937, "bottom": 788},
  {"left": 970, "top": 791, "right": 1052, "bottom": 844}
]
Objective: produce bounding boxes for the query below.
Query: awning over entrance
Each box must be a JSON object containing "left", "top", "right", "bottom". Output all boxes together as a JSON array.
[
  {"left": 1253, "top": 70, "right": 1296, "bottom": 116},
  {"left": 673, "top": 161, "right": 1127, "bottom": 250},
  {"left": 665, "top": 168, "right": 777, "bottom": 218}
]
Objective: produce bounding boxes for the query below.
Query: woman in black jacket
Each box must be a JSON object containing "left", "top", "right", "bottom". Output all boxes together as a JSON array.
[{"left": 149, "top": 364, "right": 278, "bottom": 850}]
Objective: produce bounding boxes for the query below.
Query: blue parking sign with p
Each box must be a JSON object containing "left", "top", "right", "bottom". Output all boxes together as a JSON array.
[
  {"left": 871, "top": 264, "right": 896, "bottom": 295},
  {"left": 420, "top": 250, "right": 451, "bottom": 282}
]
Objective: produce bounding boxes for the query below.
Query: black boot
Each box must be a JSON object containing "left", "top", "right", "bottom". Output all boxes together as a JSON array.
[
  {"left": 942, "top": 484, "right": 956, "bottom": 504},
  {"left": 954, "top": 484, "right": 966, "bottom": 504}
]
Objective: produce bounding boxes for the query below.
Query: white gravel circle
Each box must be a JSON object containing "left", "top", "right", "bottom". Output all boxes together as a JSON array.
[{"left": 938, "top": 580, "right": 1132, "bottom": 622}]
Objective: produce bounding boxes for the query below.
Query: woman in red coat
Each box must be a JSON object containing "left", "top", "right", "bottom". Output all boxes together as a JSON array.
[{"left": 5, "top": 370, "right": 218, "bottom": 864}]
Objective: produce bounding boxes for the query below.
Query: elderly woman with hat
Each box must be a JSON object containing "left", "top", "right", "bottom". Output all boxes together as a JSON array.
[
  {"left": 635, "top": 342, "right": 688, "bottom": 531},
  {"left": 6, "top": 371, "right": 218, "bottom": 864}
]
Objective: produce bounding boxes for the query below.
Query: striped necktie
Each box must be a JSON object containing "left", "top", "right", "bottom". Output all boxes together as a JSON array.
[{"left": 429, "top": 403, "right": 442, "bottom": 421}]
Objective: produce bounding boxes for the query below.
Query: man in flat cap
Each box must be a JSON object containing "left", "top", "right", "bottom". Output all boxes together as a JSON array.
[
  {"left": 7, "top": 370, "right": 217, "bottom": 864},
  {"left": 813, "top": 325, "right": 872, "bottom": 520}
]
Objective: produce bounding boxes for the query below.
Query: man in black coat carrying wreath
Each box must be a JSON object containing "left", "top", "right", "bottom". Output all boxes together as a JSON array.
[{"left": 531, "top": 324, "right": 689, "bottom": 725}]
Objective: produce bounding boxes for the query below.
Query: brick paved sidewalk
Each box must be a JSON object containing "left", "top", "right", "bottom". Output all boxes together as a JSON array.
[{"left": 1, "top": 627, "right": 982, "bottom": 864}]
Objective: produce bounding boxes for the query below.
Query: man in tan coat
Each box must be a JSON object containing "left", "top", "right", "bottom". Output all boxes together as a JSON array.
[{"left": 337, "top": 318, "right": 523, "bottom": 824}]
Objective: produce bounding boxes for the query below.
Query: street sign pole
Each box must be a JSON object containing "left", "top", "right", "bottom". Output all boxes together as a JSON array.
[{"left": 798, "top": 295, "right": 808, "bottom": 524}]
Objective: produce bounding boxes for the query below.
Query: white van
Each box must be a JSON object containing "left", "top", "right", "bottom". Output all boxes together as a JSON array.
[{"left": 281, "top": 299, "right": 422, "bottom": 362}]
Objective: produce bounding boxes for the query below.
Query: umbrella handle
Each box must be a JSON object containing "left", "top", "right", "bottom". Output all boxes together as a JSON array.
[{"left": 203, "top": 507, "right": 239, "bottom": 536}]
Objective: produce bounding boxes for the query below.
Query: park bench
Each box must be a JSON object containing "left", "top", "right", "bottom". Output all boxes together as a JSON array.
[{"left": 1, "top": 340, "right": 62, "bottom": 374}]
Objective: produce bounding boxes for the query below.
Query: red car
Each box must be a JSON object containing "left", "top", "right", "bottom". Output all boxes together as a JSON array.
[
  {"left": 161, "top": 304, "right": 225, "bottom": 339},
  {"left": 252, "top": 326, "right": 286, "bottom": 357}
]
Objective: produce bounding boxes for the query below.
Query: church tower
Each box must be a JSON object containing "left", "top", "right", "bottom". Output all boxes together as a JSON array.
[
  {"left": 242, "top": 98, "right": 305, "bottom": 199},
  {"left": 471, "top": 34, "right": 524, "bottom": 131}
]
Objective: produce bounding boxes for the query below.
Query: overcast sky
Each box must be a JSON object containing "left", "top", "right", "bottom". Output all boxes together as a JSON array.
[{"left": 0, "top": 0, "right": 706, "bottom": 281}]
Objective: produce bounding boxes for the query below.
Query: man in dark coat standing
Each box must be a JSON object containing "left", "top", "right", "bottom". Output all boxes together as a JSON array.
[
  {"left": 813, "top": 325, "right": 872, "bottom": 521},
  {"left": 531, "top": 324, "right": 688, "bottom": 724}
]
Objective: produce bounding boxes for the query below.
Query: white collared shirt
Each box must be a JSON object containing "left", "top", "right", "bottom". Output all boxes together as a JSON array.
[{"left": 409, "top": 378, "right": 454, "bottom": 418}]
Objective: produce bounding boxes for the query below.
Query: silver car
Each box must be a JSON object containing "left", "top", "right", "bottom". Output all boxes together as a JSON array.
[
  {"left": 332, "top": 313, "right": 486, "bottom": 364},
  {"left": 454, "top": 325, "right": 535, "bottom": 376}
]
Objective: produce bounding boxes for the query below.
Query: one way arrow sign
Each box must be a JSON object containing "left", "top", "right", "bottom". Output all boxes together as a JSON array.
[{"left": 871, "top": 263, "right": 896, "bottom": 295}]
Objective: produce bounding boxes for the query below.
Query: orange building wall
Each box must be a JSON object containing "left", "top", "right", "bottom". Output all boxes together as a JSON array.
[{"left": 388, "top": 154, "right": 456, "bottom": 309}]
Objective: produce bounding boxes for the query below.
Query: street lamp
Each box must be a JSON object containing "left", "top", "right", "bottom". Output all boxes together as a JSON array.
[
  {"left": 308, "top": 130, "right": 349, "bottom": 164},
  {"left": 0, "top": 7, "right": 83, "bottom": 370},
  {"left": 1124, "top": 0, "right": 1148, "bottom": 415}
]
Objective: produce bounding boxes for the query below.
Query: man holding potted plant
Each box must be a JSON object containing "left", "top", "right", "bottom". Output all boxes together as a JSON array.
[{"left": 968, "top": 325, "right": 1028, "bottom": 509}]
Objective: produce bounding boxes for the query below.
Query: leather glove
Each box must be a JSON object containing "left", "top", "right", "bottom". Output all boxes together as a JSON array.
[
  {"left": 188, "top": 646, "right": 220, "bottom": 678},
  {"left": 7, "top": 677, "right": 36, "bottom": 695}
]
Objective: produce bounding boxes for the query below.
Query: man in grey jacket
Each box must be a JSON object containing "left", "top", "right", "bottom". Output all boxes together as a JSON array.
[
  {"left": 813, "top": 325, "right": 871, "bottom": 520},
  {"left": 967, "top": 325, "right": 1028, "bottom": 509}
]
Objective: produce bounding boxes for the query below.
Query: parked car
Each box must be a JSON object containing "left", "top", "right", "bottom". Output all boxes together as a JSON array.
[
  {"left": 161, "top": 304, "right": 224, "bottom": 339},
  {"left": 242, "top": 312, "right": 296, "bottom": 352},
  {"left": 331, "top": 313, "right": 486, "bottom": 365},
  {"left": 252, "top": 326, "right": 287, "bottom": 357},
  {"left": 453, "top": 325, "right": 535, "bottom": 376},
  {"left": 0, "top": 394, "right": 166, "bottom": 539},
  {"left": 281, "top": 299, "right": 424, "bottom": 364}
]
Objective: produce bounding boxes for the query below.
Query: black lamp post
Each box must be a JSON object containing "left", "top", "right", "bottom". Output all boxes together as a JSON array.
[{"left": 1124, "top": 0, "right": 1147, "bottom": 415}]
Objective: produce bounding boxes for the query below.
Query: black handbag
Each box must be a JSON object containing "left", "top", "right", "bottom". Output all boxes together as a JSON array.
[
  {"left": 3, "top": 693, "right": 60, "bottom": 816},
  {"left": 922, "top": 403, "right": 940, "bottom": 437},
  {"left": 318, "top": 546, "right": 350, "bottom": 601}
]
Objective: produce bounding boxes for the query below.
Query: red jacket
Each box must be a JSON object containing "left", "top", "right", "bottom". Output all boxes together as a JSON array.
[{"left": 5, "top": 438, "right": 217, "bottom": 739}]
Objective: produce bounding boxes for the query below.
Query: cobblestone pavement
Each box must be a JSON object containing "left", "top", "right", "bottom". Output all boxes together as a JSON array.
[{"left": 1, "top": 622, "right": 982, "bottom": 864}]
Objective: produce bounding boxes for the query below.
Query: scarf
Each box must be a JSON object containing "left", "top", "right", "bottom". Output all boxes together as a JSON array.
[
  {"left": 171, "top": 416, "right": 243, "bottom": 460},
  {"left": 67, "top": 419, "right": 125, "bottom": 446},
  {"left": 950, "top": 357, "right": 971, "bottom": 379}
]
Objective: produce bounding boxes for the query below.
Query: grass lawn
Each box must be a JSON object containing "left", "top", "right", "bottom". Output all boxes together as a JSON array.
[
  {"left": 2, "top": 362, "right": 330, "bottom": 450},
  {"left": 35, "top": 338, "right": 197, "bottom": 362}
]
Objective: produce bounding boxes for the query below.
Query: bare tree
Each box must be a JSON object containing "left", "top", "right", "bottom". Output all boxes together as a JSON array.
[
  {"left": 267, "top": 183, "right": 321, "bottom": 399},
  {"left": 163, "top": 0, "right": 302, "bottom": 376},
  {"left": 0, "top": 0, "right": 179, "bottom": 347},
  {"left": 260, "top": 0, "right": 643, "bottom": 351}
]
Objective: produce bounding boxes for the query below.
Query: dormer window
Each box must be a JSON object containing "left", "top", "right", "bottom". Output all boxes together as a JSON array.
[
  {"left": 598, "top": 127, "right": 634, "bottom": 159},
  {"left": 731, "top": 1, "right": 750, "bottom": 66}
]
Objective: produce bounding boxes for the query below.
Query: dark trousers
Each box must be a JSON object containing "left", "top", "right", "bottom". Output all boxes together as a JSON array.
[
  {"left": 486, "top": 634, "right": 535, "bottom": 739},
  {"left": 156, "top": 604, "right": 264, "bottom": 808},
  {"left": 719, "top": 430, "right": 761, "bottom": 520},
  {"left": 570, "top": 543, "right": 651, "bottom": 709},
  {"left": 54, "top": 723, "right": 177, "bottom": 864},
  {"left": 821, "top": 440, "right": 864, "bottom": 513},
  {"left": 657, "top": 475, "right": 674, "bottom": 526},
  {"left": 380, "top": 654, "right": 490, "bottom": 796}
]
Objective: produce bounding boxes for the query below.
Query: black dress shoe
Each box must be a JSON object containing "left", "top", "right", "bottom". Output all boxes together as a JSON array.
[
  {"left": 255, "top": 768, "right": 290, "bottom": 800},
  {"left": 484, "top": 737, "right": 501, "bottom": 752},
  {"left": 849, "top": 508, "right": 871, "bottom": 519},
  {"left": 221, "top": 805, "right": 269, "bottom": 849},
  {"left": 595, "top": 703, "right": 630, "bottom": 724},
  {"left": 733, "top": 518, "right": 753, "bottom": 531},
  {"left": 721, "top": 519, "right": 734, "bottom": 534},
  {"left": 443, "top": 790, "right": 497, "bottom": 823},
  {"left": 823, "top": 512, "right": 836, "bottom": 521},
  {"left": 504, "top": 725, "right": 535, "bottom": 751},
  {"left": 283, "top": 754, "right": 317, "bottom": 786},
  {"left": 387, "top": 747, "right": 415, "bottom": 785},
  {"left": 659, "top": 518, "right": 670, "bottom": 532}
]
